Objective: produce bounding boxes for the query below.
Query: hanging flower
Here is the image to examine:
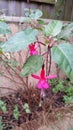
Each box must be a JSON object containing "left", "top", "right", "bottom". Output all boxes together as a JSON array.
[
  {"left": 29, "top": 43, "right": 38, "bottom": 55},
  {"left": 32, "top": 66, "right": 57, "bottom": 97},
  {"left": 31, "top": 66, "right": 57, "bottom": 90}
]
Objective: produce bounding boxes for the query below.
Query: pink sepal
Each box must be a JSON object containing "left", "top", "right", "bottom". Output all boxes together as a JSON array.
[
  {"left": 46, "top": 75, "right": 57, "bottom": 79},
  {"left": 31, "top": 74, "right": 40, "bottom": 79}
]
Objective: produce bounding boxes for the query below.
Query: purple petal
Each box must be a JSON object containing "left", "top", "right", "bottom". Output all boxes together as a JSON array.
[
  {"left": 30, "top": 50, "right": 38, "bottom": 55},
  {"left": 32, "top": 50, "right": 38, "bottom": 55},
  {"left": 46, "top": 75, "right": 57, "bottom": 79},
  {"left": 35, "top": 42, "right": 39, "bottom": 49},
  {"left": 41, "top": 89, "right": 46, "bottom": 97},
  {"left": 37, "top": 80, "right": 49, "bottom": 89}
]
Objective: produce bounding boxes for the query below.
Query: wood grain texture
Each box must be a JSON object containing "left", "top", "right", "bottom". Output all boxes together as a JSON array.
[
  {"left": 30, "top": 0, "right": 56, "bottom": 4},
  {"left": 0, "top": 0, "right": 73, "bottom": 21},
  {"left": 0, "top": 0, "right": 55, "bottom": 19},
  {"left": 64, "top": 0, "right": 73, "bottom": 21}
]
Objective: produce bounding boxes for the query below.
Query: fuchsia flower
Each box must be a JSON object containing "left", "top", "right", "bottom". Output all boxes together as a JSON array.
[
  {"left": 31, "top": 66, "right": 57, "bottom": 90},
  {"left": 29, "top": 43, "right": 38, "bottom": 55}
]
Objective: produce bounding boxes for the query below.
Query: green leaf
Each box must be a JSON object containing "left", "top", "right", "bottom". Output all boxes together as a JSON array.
[
  {"left": 24, "top": 8, "right": 43, "bottom": 20},
  {"left": 63, "top": 96, "right": 73, "bottom": 104},
  {"left": 23, "top": 103, "right": 31, "bottom": 114},
  {"left": 23, "top": 103, "right": 29, "bottom": 109},
  {"left": 68, "top": 128, "right": 73, "bottom": 130},
  {"left": 13, "top": 105, "right": 19, "bottom": 120},
  {"left": 0, "top": 116, "right": 5, "bottom": 130},
  {"left": 57, "top": 23, "right": 73, "bottom": 41},
  {"left": 21, "top": 55, "right": 43, "bottom": 76},
  {"left": 1, "top": 28, "right": 38, "bottom": 52},
  {"left": 0, "top": 42, "right": 4, "bottom": 45},
  {"left": 0, "top": 48, "right": 3, "bottom": 54},
  {"left": 0, "top": 19, "right": 5, "bottom": 22},
  {"left": 43, "top": 20, "right": 63, "bottom": 37},
  {"left": 0, "top": 21, "right": 11, "bottom": 34},
  {"left": 25, "top": 108, "right": 31, "bottom": 114},
  {"left": 0, "top": 100, "right": 7, "bottom": 113},
  {"left": 51, "top": 43, "right": 73, "bottom": 79},
  {"left": 37, "top": 19, "right": 45, "bottom": 25}
]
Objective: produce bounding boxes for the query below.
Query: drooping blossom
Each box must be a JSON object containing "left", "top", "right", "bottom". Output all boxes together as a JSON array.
[
  {"left": 31, "top": 65, "right": 57, "bottom": 97},
  {"left": 29, "top": 43, "right": 38, "bottom": 55},
  {"left": 31, "top": 65, "right": 57, "bottom": 90}
]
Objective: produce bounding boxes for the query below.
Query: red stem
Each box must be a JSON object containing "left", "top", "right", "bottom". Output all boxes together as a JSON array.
[
  {"left": 42, "top": 51, "right": 48, "bottom": 56},
  {"left": 48, "top": 49, "right": 51, "bottom": 75},
  {"left": 0, "top": 87, "right": 16, "bottom": 92},
  {"left": 46, "top": 50, "right": 48, "bottom": 76},
  {"left": 38, "top": 41, "right": 46, "bottom": 46}
]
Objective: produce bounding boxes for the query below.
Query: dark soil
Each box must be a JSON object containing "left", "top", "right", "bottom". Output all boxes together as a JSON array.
[{"left": 0, "top": 87, "right": 65, "bottom": 130}]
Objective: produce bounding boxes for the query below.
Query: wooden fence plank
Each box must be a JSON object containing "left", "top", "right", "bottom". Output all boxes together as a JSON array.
[
  {"left": 64, "top": 0, "right": 73, "bottom": 21},
  {"left": 0, "top": 0, "right": 8, "bottom": 15},
  {"left": 0, "top": 0, "right": 73, "bottom": 21},
  {"left": 16, "top": 0, "right": 21, "bottom": 16},
  {"left": 71, "top": 5, "right": 73, "bottom": 21},
  {"left": 8, "top": 0, "right": 16, "bottom": 16},
  {"left": 30, "top": 0, "right": 56, "bottom": 4}
]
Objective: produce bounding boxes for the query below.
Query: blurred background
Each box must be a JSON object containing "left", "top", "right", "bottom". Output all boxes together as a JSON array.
[{"left": 0, "top": 0, "right": 73, "bottom": 21}]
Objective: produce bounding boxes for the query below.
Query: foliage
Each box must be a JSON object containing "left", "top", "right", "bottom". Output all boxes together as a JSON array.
[
  {"left": 1, "top": 28, "right": 38, "bottom": 52},
  {"left": 68, "top": 128, "right": 73, "bottom": 130},
  {"left": 24, "top": 8, "right": 43, "bottom": 20},
  {"left": 0, "top": 21, "right": 11, "bottom": 34},
  {"left": 51, "top": 43, "right": 73, "bottom": 79},
  {"left": 63, "top": 96, "right": 73, "bottom": 104},
  {"left": 52, "top": 79, "right": 65, "bottom": 93},
  {"left": 0, "top": 100, "right": 7, "bottom": 113},
  {"left": 21, "top": 55, "right": 43, "bottom": 76},
  {"left": 0, "top": 8, "right": 73, "bottom": 130},
  {"left": 23, "top": 103, "right": 31, "bottom": 114},
  {"left": 13, "top": 105, "right": 20, "bottom": 120},
  {"left": 0, "top": 11, "right": 73, "bottom": 79},
  {"left": 43, "top": 20, "right": 63, "bottom": 37},
  {"left": 20, "top": 9, "right": 43, "bottom": 23},
  {"left": 0, "top": 116, "right": 5, "bottom": 130},
  {"left": 0, "top": 48, "right": 3, "bottom": 54},
  {"left": 0, "top": 8, "right": 73, "bottom": 107},
  {"left": 57, "top": 23, "right": 73, "bottom": 41},
  {"left": 52, "top": 79, "right": 73, "bottom": 104},
  {"left": 0, "top": 9, "right": 73, "bottom": 108}
]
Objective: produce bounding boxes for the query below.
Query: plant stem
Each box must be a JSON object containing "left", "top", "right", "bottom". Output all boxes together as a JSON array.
[
  {"left": 1, "top": 54, "right": 28, "bottom": 88},
  {"left": 38, "top": 41, "right": 46, "bottom": 46},
  {"left": 37, "top": 39, "right": 41, "bottom": 54},
  {"left": 48, "top": 49, "right": 51, "bottom": 75},
  {"left": 26, "top": 77, "right": 29, "bottom": 89},
  {"left": 46, "top": 49, "right": 49, "bottom": 76},
  {"left": 4, "top": 74, "right": 23, "bottom": 87},
  {"left": 56, "top": 64, "right": 60, "bottom": 78},
  {"left": 18, "top": 51, "right": 23, "bottom": 69},
  {"left": 41, "top": 51, "right": 48, "bottom": 56},
  {"left": 45, "top": 46, "right": 52, "bottom": 76},
  {"left": 0, "top": 87, "right": 16, "bottom": 92}
]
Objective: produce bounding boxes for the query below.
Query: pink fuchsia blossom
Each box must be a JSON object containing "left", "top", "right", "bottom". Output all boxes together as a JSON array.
[
  {"left": 29, "top": 43, "right": 38, "bottom": 55},
  {"left": 31, "top": 67, "right": 57, "bottom": 90}
]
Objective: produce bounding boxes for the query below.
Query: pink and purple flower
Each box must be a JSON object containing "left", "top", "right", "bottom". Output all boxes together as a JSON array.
[
  {"left": 31, "top": 66, "right": 57, "bottom": 90},
  {"left": 29, "top": 43, "right": 38, "bottom": 55}
]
